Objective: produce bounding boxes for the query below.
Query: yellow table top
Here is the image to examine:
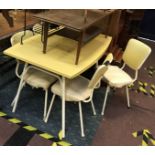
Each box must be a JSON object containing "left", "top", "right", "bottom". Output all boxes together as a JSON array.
[{"left": 4, "top": 34, "right": 112, "bottom": 79}]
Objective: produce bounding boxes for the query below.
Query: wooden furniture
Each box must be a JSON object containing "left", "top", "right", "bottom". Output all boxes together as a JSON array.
[
  {"left": 118, "top": 10, "right": 144, "bottom": 49},
  {"left": 110, "top": 10, "right": 145, "bottom": 61},
  {"left": 33, "top": 9, "right": 116, "bottom": 65},
  {"left": 4, "top": 34, "right": 112, "bottom": 138},
  {"left": 1, "top": 10, "right": 14, "bottom": 27},
  {"left": 0, "top": 10, "right": 38, "bottom": 40}
]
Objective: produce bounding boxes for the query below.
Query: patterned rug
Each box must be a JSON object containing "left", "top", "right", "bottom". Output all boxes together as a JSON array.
[
  {"left": 0, "top": 56, "right": 104, "bottom": 146},
  {"left": 0, "top": 109, "right": 71, "bottom": 146}
]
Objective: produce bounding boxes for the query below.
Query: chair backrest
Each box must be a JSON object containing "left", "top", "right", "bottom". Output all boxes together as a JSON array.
[
  {"left": 122, "top": 38, "right": 151, "bottom": 70},
  {"left": 32, "top": 23, "right": 42, "bottom": 34},
  {"left": 88, "top": 53, "right": 113, "bottom": 89},
  {"left": 102, "top": 53, "right": 113, "bottom": 65},
  {"left": 10, "top": 30, "right": 34, "bottom": 46},
  {"left": 88, "top": 65, "right": 108, "bottom": 89}
]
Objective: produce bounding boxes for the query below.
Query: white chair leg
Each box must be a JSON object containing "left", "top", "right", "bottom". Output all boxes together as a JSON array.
[
  {"left": 78, "top": 102, "right": 85, "bottom": 137},
  {"left": 101, "top": 85, "right": 110, "bottom": 115},
  {"left": 11, "top": 82, "right": 25, "bottom": 107},
  {"left": 15, "top": 60, "right": 22, "bottom": 78},
  {"left": 12, "top": 63, "right": 28, "bottom": 112},
  {"left": 43, "top": 89, "right": 48, "bottom": 119},
  {"left": 44, "top": 94, "right": 56, "bottom": 123},
  {"left": 12, "top": 81, "right": 25, "bottom": 112},
  {"left": 126, "top": 86, "right": 131, "bottom": 108},
  {"left": 90, "top": 100, "right": 96, "bottom": 115},
  {"left": 11, "top": 97, "right": 16, "bottom": 107}
]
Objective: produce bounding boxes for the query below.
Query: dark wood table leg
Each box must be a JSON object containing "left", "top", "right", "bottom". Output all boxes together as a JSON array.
[
  {"left": 21, "top": 10, "right": 27, "bottom": 45},
  {"left": 75, "top": 31, "right": 84, "bottom": 65},
  {"left": 43, "top": 22, "right": 49, "bottom": 54},
  {"left": 1, "top": 10, "right": 14, "bottom": 27}
]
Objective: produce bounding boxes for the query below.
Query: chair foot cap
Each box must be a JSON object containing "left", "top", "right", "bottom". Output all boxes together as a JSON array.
[
  {"left": 44, "top": 118, "right": 48, "bottom": 123},
  {"left": 81, "top": 134, "right": 85, "bottom": 137}
]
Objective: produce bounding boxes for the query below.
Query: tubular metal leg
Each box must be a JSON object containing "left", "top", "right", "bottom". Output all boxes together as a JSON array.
[
  {"left": 101, "top": 85, "right": 110, "bottom": 115},
  {"left": 43, "top": 90, "right": 48, "bottom": 119},
  {"left": 126, "top": 86, "right": 131, "bottom": 108},
  {"left": 78, "top": 102, "right": 85, "bottom": 137},
  {"left": 62, "top": 77, "right": 66, "bottom": 138},
  {"left": 11, "top": 97, "right": 16, "bottom": 107},
  {"left": 12, "top": 63, "right": 28, "bottom": 112},
  {"left": 15, "top": 60, "right": 22, "bottom": 78},
  {"left": 11, "top": 82, "right": 25, "bottom": 107},
  {"left": 12, "top": 81, "right": 26, "bottom": 112},
  {"left": 90, "top": 100, "right": 96, "bottom": 115},
  {"left": 12, "top": 81, "right": 25, "bottom": 111},
  {"left": 44, "top": 94, "right": 56, "bottom": 123}
]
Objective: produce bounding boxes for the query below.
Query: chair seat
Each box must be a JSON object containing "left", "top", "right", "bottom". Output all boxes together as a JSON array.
[
  {"left": 24, "top": 68, "right": 57, "bottom": 90},
  {"left": 51, "top": 76, "right": 92, "bottom": 101},
  {"left": 103, "top": 66, "right": 134, "bottom": 88}
]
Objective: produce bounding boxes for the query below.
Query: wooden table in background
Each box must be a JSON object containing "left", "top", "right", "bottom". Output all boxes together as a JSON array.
[{"left": 0, "top": 10, "right": 38, "bottom": 40}]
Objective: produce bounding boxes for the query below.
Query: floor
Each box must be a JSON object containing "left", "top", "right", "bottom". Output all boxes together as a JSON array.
[
  {"left": 0, "top": 54, "right": 104, "bottom": 146},
  {"left": 0, "top": 12, "right": 155, "bottom": 145},
  {"left": 92, "top": 38, "right": 155, "bottom": 146}
]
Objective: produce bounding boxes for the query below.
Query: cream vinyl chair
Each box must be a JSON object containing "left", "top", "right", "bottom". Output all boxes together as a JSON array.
[
  {"left": 10, "top": 30, "right": 57, "bottom": 119},
  {"left": 10, "top": 30, "right": 34, "bottom": 46},
  {"left": 44, "top": 64, "right": 110, "bottom": 137},
  {"left": 32, "top": 23, "right": 42, "bottom": 34},
  {"left": 101, "top": 38, "right": 151, "bottom": 115},
  {"left": 95, "top": 53, "right": 114, "bottom": 89},
  {"left": 10, "top": 30, "right": 34, "bottom": 78},
  {"left": 103, "top": 53, "right": 114, "bottom": 65}
]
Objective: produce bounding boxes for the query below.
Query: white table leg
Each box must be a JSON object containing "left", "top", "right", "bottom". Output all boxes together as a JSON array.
[
  {"left": 12, "top": 63, "right": 28, "bottom": 112},
  {"left": 62, "top": 76, "right": 66, "bottom": 138}
]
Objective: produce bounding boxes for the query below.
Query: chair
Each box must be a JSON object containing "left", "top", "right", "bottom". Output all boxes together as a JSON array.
[
  {"left": 10, "top": 30, "right": 57, "bottom": 119},
  {"left": 32, "top": 23, "right": 42, "bottom": 34},
  {"left": 95, "top": 53, "right": 114, "bottom": 89},
  {"left": 101, "top": 38, "right": 151, "bottom": 115},
  {"left": 11, "top": 30, "right": 34, "bottom": 78},
  {"left": 103, "top": 53, "right": 114, "bottom": 65},
  {"left": 10, "top": 30, "right": 34, "bottom": 46},
  {"left": 44, "top": 63, "right": 110, "bottom": 137}
]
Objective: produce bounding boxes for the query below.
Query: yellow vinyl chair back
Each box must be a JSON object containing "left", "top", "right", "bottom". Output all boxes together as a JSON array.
[
  {"left": 32, "top": 23, "right": 42, "bottom": 34},
  {"left": 89, "top": 53, "right": 113, "bottom": 89},
  {"left": 11, "top": 30, "right": 34, "bottom": 46},
  {"left": 122, "top": 38, "right": 151, "bottom": 70},
  {"left": 88, "top": 65, "right": 108, "bottom": 89},
  {"left": 102, "top": 53, "right": 113, "bottom": 65}
]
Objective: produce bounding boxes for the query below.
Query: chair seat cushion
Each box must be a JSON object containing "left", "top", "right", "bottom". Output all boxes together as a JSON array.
[
  {"left": 103, "top": 66, "right": 134, "bottom": 88},
  {"left": 24, "top": 68, "right": 57, "bottom": 90},
  {"left": 51, "top": 76, "right": 92, "bottom": 102}
]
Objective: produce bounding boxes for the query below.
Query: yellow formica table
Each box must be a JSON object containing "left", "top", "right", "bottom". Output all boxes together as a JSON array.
[{"left": 4, "top": 34, "right": 112, "bottom": 138}]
